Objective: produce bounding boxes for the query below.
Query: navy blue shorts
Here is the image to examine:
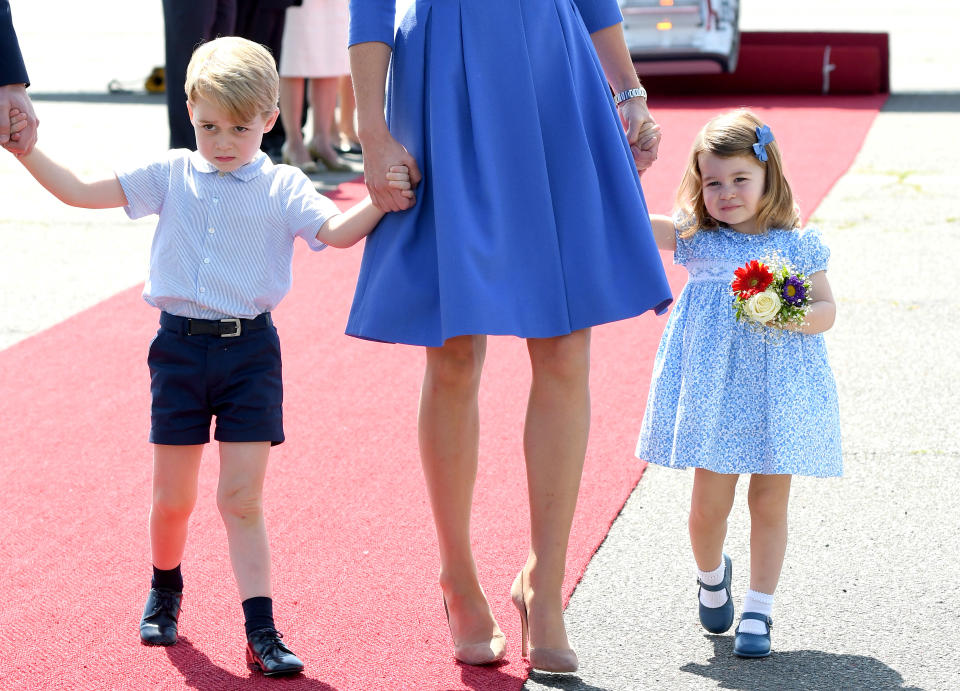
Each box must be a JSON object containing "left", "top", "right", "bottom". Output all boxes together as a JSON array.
[{"left": 148, "top": 312, "right": 284, "bottom": 446}]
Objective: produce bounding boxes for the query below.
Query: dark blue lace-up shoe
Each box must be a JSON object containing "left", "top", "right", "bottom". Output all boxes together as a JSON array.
[
  {"left": 140, "top": 588, "right": 182, "bottom": 646},
  {"left": 697, "top": 553, "right": 734, "bottom": 634},
  {"left": 733, "top": 612, "right": 773, "bottom": 658}
]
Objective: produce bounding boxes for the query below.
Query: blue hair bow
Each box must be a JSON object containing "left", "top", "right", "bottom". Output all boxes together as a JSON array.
[{"left": 753, "top": 125, "right": 774, "bottom": 162}]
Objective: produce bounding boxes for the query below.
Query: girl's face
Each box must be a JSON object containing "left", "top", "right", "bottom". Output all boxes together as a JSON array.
[
  {"left": 187, "top": 96, "right": 278, "bottom": 173},
  {"left": 698, "top": 152, "right": 766, "bottom": 235}
]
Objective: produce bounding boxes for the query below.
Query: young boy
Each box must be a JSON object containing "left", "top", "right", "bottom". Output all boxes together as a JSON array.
[{"left": 6, "top": 36, "right": 411, "bottom": 677}]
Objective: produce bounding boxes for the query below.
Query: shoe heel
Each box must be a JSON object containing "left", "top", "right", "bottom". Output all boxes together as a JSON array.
[
  {"left": 510, "top": 571, "right": 529, "bottom": 658},
  {"left": 510, "top": 569, "right": 578, "bottom": 673},
  {"left": 245, "top": 644, "right": 259, "bottom": 670}
]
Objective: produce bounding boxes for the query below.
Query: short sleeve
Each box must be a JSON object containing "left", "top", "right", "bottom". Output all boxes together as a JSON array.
[
  {"left": 281, "top": 170, "right": 341, "bottom": 251},
  {"left": 349, "top": 0, "right": 396, "bottom": 48},
  {"left": 116, "top": 152, "right": 176, "bottom": 220},
  {"left": 672, "top": 212, "right": 699, "bottom": 266},
  {"left": 572, "top": 0, "right": 623, "bottom": 33},
  {"left": 797, "top": 227, "right": 831, "bottom": 275}
]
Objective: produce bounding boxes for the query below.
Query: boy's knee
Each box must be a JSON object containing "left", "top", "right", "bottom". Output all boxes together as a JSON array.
[
  {"left": 152, "top": 491, "right": 196, "bottom": 522},
  {"left": 216, "top": 487, "right": 264, "bottom": 524}
]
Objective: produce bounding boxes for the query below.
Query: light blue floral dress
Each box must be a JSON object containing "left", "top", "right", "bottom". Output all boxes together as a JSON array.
[{"left": 635, "top": 225, "right": 842, "bottom": 477}]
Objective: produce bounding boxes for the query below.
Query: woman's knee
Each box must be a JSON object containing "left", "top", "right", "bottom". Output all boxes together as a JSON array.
[
  {"left": 425, "top": 335, "right": 486, "bottom": 389},
  {"left": 528, "top": 329, "right": 591, "bottom": 382}
]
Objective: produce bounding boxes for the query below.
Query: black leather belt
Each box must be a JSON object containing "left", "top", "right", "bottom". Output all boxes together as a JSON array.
[{"left": 160, "top": 311, "right": 272, "bottom": 338}]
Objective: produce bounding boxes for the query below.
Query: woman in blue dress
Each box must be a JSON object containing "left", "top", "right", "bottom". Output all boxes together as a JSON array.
[{"left": 347, "top": 0, "right": 672, "bottom": 672}]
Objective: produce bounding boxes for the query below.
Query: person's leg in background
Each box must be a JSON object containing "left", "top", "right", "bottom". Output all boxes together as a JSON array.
[
  {"left": 161, "top": 0, "right": 237, "bottom": 150},
  {"left": 235, "top": 0, "right": 292, "bottom": 161},
  {"left": 337, "top": 74, "right": 361, "bottom": 154}
]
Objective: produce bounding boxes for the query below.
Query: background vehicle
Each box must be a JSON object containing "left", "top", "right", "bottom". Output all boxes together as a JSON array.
[{"left": 619, "top": 0, "right": 741, "bottom": 74}]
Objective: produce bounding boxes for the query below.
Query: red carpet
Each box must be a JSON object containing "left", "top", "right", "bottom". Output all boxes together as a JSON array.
[{"left": 0, "top": 95, "right": 884, "bottom": 689}]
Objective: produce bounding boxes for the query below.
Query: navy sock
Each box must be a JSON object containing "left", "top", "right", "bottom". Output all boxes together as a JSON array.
[
  {"left": 151, "top": 564, "right": 183, "bottom": 592},
  {"left": 242, "top": 596, "right": 275, "bottom": 636}
]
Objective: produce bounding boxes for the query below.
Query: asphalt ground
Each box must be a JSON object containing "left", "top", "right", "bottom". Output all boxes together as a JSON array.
[{"left": 2, "top": 2, "right": 959, "bottom": 690}]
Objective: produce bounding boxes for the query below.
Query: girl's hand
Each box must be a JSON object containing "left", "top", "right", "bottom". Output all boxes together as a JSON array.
[
  {"left": 361, "top": 130, "right": 422, "bottom": 212},
  {"left": 618, "top": 98, "right": 661, "bottom": 176},
  {"left": 386, "top": 164, "right": 415, "bottom": 202}
]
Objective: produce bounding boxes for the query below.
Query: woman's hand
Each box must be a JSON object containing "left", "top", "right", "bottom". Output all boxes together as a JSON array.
[
  {"left": 618, "top": 98, "right": 661, "bottom": 176},
  {"left": 361, "top": 129, "right": 422, "bottom": 212}
]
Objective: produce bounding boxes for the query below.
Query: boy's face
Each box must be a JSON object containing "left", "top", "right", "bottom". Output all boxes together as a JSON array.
[{"left": 187, "top": 97, "right": 278, "bottom": 173}]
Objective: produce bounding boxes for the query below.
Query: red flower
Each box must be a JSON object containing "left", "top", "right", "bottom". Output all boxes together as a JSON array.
[{"left": 732, "top": 260, "right": 773, "bottom": 298}]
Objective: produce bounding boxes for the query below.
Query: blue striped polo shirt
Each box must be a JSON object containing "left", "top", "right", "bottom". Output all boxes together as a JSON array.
[{"left": 116, "top": 149, "right": 340, "bottom": 320}]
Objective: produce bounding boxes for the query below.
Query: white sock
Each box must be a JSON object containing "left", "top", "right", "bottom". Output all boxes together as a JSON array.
[
  {"left": 697, "top": 561, "right": 728, "bottom": 608},
  {"left": 738, "top": 589, "right": 774, "bottom": 634}
]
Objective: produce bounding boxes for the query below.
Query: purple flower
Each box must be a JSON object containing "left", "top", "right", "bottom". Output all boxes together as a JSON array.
[{"left": 781, "top": 276, "right": 807, "bottom": 306}]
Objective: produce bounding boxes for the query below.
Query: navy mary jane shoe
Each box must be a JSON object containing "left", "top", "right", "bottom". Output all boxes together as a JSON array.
[
  {"left": 733, "top": 612, "right": 773, "bottom": 658},
  {"left": 698, "top": 553, "right": 734, "bottom": 634}
]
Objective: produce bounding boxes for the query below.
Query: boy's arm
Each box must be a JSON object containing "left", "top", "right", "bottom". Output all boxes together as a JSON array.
[
  {"left": 317, "top": 197, "right": 386, "bottom": 248},
  {"left": 649, "top": 213, "right": 677, "bottom": 252},
  {"left": 17, "top": 147, "right": 127, "bottom": 209},
  {"left": 316, "top": 165, "right": 414, "bottom": 248}
]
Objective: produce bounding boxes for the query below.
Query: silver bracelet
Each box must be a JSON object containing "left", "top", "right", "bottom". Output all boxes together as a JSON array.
[{"left": 614, "top": 86, "right": 647, "bottom": 106}]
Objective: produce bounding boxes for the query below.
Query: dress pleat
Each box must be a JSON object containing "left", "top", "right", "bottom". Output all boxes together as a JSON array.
[{"left": 346, "top": 0, "right": 672, "bottom": 345}]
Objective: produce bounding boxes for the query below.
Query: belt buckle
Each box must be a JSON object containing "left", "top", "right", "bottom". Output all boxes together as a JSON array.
[{"left": 220, "top": 317, "right": 241, "bottom": 337}]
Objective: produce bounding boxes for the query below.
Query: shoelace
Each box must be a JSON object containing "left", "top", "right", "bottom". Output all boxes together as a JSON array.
[
  {"left": 249, "top": 629, "right": 293, "bottom": 657},
  {"left": 145, "top": 590, "right": 181, "bottom": 621}
]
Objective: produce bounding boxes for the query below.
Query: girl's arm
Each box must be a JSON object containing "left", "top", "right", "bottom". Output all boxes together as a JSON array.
[
  {"left": 17, "top": 147, "right": 127, "bottom": 209},
  {"left": 782, "top": 270, "right": 836, "bottom": 335},
  {"left": 316, "top": 165, "right": 413, "bottom": 248},
  {"left": 649, "top": 214, "right": 677, "bottom": 252}
]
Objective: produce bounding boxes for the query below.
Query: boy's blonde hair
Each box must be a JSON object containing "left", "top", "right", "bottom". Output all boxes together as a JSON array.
[
  {"left": 184, "top": 36, "right": 279, "bottom": 124},
  {"left": 676, "top": 109, "right": 800, "bottom": 238}
]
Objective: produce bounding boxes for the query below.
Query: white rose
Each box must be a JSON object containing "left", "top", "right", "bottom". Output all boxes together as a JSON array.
[{"left": 744, "top": 289, "right": 782, "bottom": 324}]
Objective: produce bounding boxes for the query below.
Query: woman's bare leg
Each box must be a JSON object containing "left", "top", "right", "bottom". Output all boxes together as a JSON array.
[{"left": 520, "top": 329, "right": 591, "bottom": 652}]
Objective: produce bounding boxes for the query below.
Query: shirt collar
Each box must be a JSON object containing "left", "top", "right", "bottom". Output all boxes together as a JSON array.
[{"left": 189, "top": 150, "right": 272, "bottom": 181}]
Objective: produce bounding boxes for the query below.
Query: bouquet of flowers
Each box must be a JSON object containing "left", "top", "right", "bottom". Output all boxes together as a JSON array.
[{"left": 731, "top": 257, "right": 811, "bottom": 329}]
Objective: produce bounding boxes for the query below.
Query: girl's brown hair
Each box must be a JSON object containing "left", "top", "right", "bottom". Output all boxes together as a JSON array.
[{"left": 675, "top": 109, "right": 800, "bottom": 238}]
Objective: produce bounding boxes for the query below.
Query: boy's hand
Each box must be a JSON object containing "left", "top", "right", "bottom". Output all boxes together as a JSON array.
[
  {"left": 386, "top": 164, "right": 416, "bottom": 202},
  {"left": 3, "top": 107, "right": 30, "bottom": 154},
  {"left": 0, "top": 85, "right": 39, "bottom": 155}
]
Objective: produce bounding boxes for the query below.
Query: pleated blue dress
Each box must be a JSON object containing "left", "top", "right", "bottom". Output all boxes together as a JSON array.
[{"left": 346, "top": 0, "right": 673, "bottom": 346}]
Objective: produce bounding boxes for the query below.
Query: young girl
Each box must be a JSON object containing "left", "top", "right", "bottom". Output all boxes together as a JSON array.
[{"left": 635, "top": 109, "right": 842, "bottom": 658}]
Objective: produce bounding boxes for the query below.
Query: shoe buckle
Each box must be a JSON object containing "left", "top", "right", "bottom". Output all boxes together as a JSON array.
[{"left": 219, "top": 318, "right": 241, "bottom": 337}]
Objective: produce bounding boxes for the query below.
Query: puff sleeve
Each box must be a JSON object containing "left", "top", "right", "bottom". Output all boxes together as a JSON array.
[{"left": 796, "top": 227, "right": 831, "bottom": 275}]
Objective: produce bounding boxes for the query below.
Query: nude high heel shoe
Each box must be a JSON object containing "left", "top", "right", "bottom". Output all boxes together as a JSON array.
[
  {"left": 511, "top": 570, "right": 579, "bottom": 673},
  {"left": 442, "top": 594, "right": 507, "bottom": 666},
  {"left": 281, "top": 143, "right": 318, "bottom": 174}
]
